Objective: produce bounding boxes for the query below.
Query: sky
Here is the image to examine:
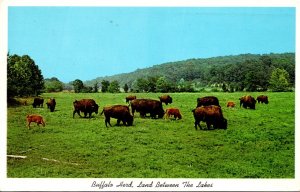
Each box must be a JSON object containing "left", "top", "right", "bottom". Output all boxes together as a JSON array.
[{"left": 8, "top": 7, "right": 295, "bottom": 83}]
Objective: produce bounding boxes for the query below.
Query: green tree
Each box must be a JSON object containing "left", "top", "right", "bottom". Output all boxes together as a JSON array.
[
  {"left": 269, "top": 68, "right": 290, "bottom": 92},
  {"left": 81, "top": 86, "right": 93, "bottom": 93},
  {"left": 123, "top": 83, "right": 129, "bottom": 93},
  {"left": 7, "top": 54, "right": 44, "bottom": 97},
  {"left": 44, "top": 77, "right": 64, "bottom": 92},
  {"left": 156, "top": 76, "right": 173, "bottom": 93},
  {"left": 93, "top": 82, "right": 98, "bottom": 93},
  {"left": 108, "top": 80, "right": 120, "bottom": 93},
  {"left": 147, "top": 76, "right": 159, "bottom": 92},
  {"left": 101, "top": 80, "right": 110, "bottom": 93},
  {"left": 136, "top": 78, "right": 148, "bottom": 92},
  {"left": 72, "top": 79, "right": 84, "bottom": 93}
]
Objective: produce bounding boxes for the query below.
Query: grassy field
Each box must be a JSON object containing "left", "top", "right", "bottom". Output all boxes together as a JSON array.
[{"left": 7, "top": 92, "right": 295, "bottom": 178}]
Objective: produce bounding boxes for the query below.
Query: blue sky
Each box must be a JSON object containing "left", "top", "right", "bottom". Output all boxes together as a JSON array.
[{"left": 8, "top": 7, "right": 295, "bottom": 83}]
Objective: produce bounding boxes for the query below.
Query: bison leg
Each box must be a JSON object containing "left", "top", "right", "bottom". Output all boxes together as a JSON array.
[
  {"left": 206, "top": 122, "right": 214, "bottom": 130},
  {"left": 131, "top": 108, "right": 135, "bottom": 116},
  {"left": 116, "top": 119, "right": 121, "bottom": 126},
  {"left": 105, "top": 117, "right": 112, "bottom": 127},
  {"left": 27, "top": 122, "right": 31, "bottom": 129},
  {"left": 195, "top": 120, "right": 202, "bottom": 130},
  {"left": 140, "top": 112, "right": 146, "bottom": 118},
  {"left": 73, "top": 110, "right": 79, "bottom": 118},
  {"left": 83, "top": 111, "right": 88, "bottom": 118}
]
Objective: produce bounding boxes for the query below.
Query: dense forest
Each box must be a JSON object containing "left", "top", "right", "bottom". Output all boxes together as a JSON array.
[
  {"left": 7, "top": 53, "right": 295, "bottom": 97},
  {"left": 85, "top": 53, "right": 295, "bottom": 92}
]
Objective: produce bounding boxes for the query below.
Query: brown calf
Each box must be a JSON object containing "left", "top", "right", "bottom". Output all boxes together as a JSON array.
[
  {"left": 164, "top": 108, "right": 182, "bottom": 120},
  {"left": 26, "top": 114, "right": 45, "bottom": 129},
  {"left": 227, "top": 101, "right": 235, "bottom": 108}
]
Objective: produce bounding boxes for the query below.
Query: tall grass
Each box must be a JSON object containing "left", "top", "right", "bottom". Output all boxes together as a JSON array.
[{"left": 7, "top": 92, "right": 294, "bottom": 178}]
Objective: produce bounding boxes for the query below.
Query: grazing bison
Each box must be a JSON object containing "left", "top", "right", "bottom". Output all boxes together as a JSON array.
[
  {"left": 46, "top": 98, "right": 56, "bottom": 112},
  {"left": 125, "top": 95, "right": 136, "bottom": 103},
  {"left": 159, "top": 95, "right": 173, "bottom": 105},
  {"left": 192, "top": 105, "right": 227, "bottom": 130},
  {"left": 26, "top": 114, "right": 45, "bottom": 129},
  {"left": 101, "top": 105, "right": 133, "bottom": 127},
  {"left": 257, "top": 95, "right": 269, "bottom": 104},
  {"left": 239, "top": 95, "right": 256, "bottom": 109},
  {"left": 32, "top": 97, "right": 44, "bottom": 108},
  {"left": 227, "top": 101, "right": 235, "bottom": 108},
  {"left": 130, "top": 99, "right": 164, "bottom": 119},
  {"left": 164, "top": 108, "right": 182, "bottom": 120},
  {"left": 73, "top": 99, "right": 99, "bottom": 118},
  {"left": 197, "top": 96, "right": 220, "bottom": 107}
]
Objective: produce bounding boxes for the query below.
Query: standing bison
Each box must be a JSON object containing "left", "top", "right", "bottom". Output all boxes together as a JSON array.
[
  {"left": 159, "top": 95, "right": 173, "bottom": 105},
  {"left": 26, "top": 114, "right": 45, "bottom": 129},
  {"left": 125, "top": 95, "right": 136, "bottom": 103},
  {"left": 32, "top": 97, "right": 44, "bottom": 108},
  {"left": 192, "top": 105, "right": 227, "bottom": 130},
  {"left": 257, "top": 95, "right": 269, "bottom": 104},
  {"left": 101, "top": 105, "right": 133, "bottom": 127},
  {"left": 130, "top": 99, "right": 164, "bottom": 119},
  {"left": 239, "top": 95, "right": 256, "bottom": 109},
  {"left": 46, "top": 98, "right": 56, "bottom": 112},
  {"left": 164, "top": 108, "right": 182, "bottom": 120},
  {"left": 196, "top": 96, "right": 220, "bottom": 107},
  {"left": 73, "top": 99, "right": 99, "bottom": 118}
]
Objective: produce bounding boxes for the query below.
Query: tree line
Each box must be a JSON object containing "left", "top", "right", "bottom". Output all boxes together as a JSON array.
[
  {"left": 7, "top": 53, "right": 295, "bottom": 99},
  {"left": 85, "top": 53, "right": 294, "bottom": 92}
]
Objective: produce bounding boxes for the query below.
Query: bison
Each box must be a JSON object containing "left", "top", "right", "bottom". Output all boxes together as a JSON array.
[
  {"left": 125, "top": 95, "right": 136, "bottom": 103},
  {"left": 164, "top": 108, "right": 182, "bottom": 120},
  {"left": 26, "top": 114, "right": 45, "bottom": 129},
  {"left": 159, "top": 95, "right": 173, "bottom": 105},
  {"left": 192, "top": 105, "right": 227, "bottom": 130},
  {"left": 257, "top": 95, "right": 269, "bottom": 104},
  {"left": 227, "top": 101, "right": 235, "bottom": 108},
  {"left": 239, "top": 95, "right": 256, "bottom": 109},
  {"left": 130, "top": 99, "right": 164, "bottom": 119},
  {"left": 101, "top": 105, "right": 133, "bottom": 127},
  {"left": 32, "top": 97, "right": 44, "bottom": 108},
  {"left": 197, "top": 96, "right": 220, "bottom": 107},
  {"left": 73, "top": 99, "right": 99, "bottom": 118},
  {"left": 46, "top": 98, "right": 56, "bottom": 112}
]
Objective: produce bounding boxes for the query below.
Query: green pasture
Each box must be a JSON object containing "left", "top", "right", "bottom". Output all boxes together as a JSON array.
[{"left": 7, "top": 92, "right": 295, "bottom": 178}]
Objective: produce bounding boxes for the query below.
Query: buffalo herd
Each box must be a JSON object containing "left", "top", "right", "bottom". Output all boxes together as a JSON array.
[{"left": 28, "top": 94, "right": 269, "bottom": 131}]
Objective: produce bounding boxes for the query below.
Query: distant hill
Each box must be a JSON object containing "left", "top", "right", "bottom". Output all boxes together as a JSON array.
[{"left": 85, "top": 53, "right": 295, "bottom": 90}]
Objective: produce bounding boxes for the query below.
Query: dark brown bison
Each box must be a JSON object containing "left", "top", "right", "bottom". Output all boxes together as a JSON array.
[
  {"left": 73, "top": 99, "right": 99, "bottom": 118},
  {"left": 197, "top": 96, "right": 220, "bottom": 107},
  {"left": 227, "top": 101, "right": 235, "bottom": 108},
  {"left": 32, "top": 97, "right": 44, "bottom": 108},
  {"left": 101, "top": 105, "right": 133, "bottom": 127},
  {"left": 257, "top": 95, "right": 269, "bottom": 104},
  {"left": 164, "top": 108, "right": 182, "bottom": 120},
  {"left": 26, "top": 114, "right": 45, "bottom": 129},
  {"left": 239, "top": 95, "right": 256, "bottom": 109},
  {"left": 159, "top": 95, "right": 173, "bottom": 105},
  {"left": 46, "top": 98, "right": 56, "bottom": 112},
  {"left": 192, "top": 105, "right": 227, "bottom": 130},
  {"left": 125, "top": 95, "right": 136, "bottom": 103},
  {"left": 130, "top": 99, "right": 164, "bottom": 119}
]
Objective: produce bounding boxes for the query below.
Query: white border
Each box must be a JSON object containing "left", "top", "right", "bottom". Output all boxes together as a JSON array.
[{"left": 1, "top": 0, "right": 299, "bottom": 191}]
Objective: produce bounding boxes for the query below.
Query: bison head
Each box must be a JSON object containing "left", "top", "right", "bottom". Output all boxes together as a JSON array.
[
  {"left": 92, "top": 104, "right": 99, "bottom": 114},
  {"left": 221, "top": 118, "right": 228, "bottom": 129},
  {"left": 215, "top": 118, "right": 227, "bottom": 129}
]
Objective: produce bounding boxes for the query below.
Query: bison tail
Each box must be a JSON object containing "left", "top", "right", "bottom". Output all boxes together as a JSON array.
[{"left": 100, "top": 109, "right": 104, "bottom": 116}]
